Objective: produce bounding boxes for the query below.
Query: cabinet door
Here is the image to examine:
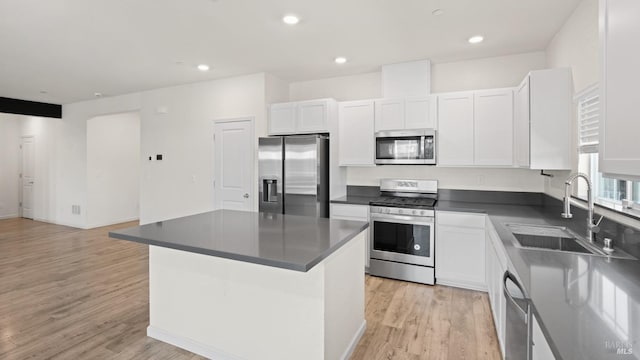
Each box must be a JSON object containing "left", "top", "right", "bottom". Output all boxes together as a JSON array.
[
  {"left": 436, "top": 212, "right": 486, "bottom": 289},
  {"left": 514, "top": 77, "right": 531, "bottom": 167},
  {"left": 269, "top": 103, "right": 297, "bottom": 135},
  {"left": 374, "top": 99, "right": 405, "bottom": 131},
  {"left": 532, "top": 315, "right": 556, "bottom": 360},
  {"left": 600, "top": 0, "right": 640, "bottom": 177},
  {"left": 404, "top": 96, "right": 434, "bottom": 129},
  {"left": 297, "top": 100, "right": 328, "bottom": 133},
  {"left": 338, "top": 101, "right": 375, "bottom": 166},
  {"left": 330, "top": 204, "right": 370, "bottom": 269},
  {"left": 474, "top": 89, "right": 514, "bottom": 166},
  {"left": 437, "top": 93, "right": 475, "bottom": 166}
]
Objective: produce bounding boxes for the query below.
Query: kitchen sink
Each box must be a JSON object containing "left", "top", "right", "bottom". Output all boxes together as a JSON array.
[{"left": 505, "top": 223, "right": 635, "bottom": 259}]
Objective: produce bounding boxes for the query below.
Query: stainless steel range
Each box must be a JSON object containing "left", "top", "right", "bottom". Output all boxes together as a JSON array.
[{"left": 369, "top": 179, "right": 437, "bottom": 285}]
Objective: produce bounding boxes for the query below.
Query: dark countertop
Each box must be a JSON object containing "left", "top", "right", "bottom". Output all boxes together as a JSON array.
[
  {"left": 330, "top": 195, "right": 378, "bottom": 206},
  {"left": 438, "top": 200, "right": 640, "bottom": 360},
  {"left": 109, "top": 210, "right": 369, "bottom": 272}
]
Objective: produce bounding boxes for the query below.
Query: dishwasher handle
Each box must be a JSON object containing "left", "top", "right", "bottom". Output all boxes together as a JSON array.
[{"left": 504, "top": 271, "right": 529, "bottom": 324}]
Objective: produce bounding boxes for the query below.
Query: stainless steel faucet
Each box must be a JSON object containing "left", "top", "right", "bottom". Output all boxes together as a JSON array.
[{"left": 561, "top": 173, "right": 602, "bottom": 242}]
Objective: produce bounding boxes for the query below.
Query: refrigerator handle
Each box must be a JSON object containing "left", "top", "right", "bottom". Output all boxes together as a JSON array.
[{"left": 263, "top": 179, "right": 278, "bottom": 203}]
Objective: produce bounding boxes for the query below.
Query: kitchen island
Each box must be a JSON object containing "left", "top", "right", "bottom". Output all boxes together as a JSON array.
[{"left": 109, "top": 210, "right": 369, "bottom": 360}]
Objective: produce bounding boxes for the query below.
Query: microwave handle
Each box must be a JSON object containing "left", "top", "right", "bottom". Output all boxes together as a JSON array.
[{"left": 420, "top": 136, "right": 425, "bottom": 159}]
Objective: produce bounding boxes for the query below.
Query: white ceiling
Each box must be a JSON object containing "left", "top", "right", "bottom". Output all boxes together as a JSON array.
[{"left": 0, "top": 0, "right": 582, "bottom": 104}]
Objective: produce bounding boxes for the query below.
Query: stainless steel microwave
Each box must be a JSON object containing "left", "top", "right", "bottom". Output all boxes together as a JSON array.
[{"left": 375, "top": 129, "right": 436, "bottom": 165}]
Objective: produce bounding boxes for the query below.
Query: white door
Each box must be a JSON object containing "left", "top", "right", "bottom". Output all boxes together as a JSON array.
[
  {"left": 20, "top": 136, "right": 35, "bottom": 219},
  {"left": 374, "top": 99, "right": 405, "bottom": 131},
  {"left": 437, "top": 92, "right": 475, "bottom": 166},
  {"left": 600, "top": 0, "right": 640, "bottom": 177},
  {"left": 297, "top": 100, "right": 328, "bottom": 133},
  {"left": 514, "top": 77, "right": 531, "bottom": 167},
  {"left": 474, "top": 89, "right": 514, "bottom": 166},
  {"left": 268, "top": 102, "right": 297, "bottom": 135},
  {"left": 214, "top": 119, "right": 254, "bottom": 211},
  {"left": 338, "top": 100, "right": 375, "bottom": 166},
  {"left": 404, "top": 96, "right": 434, "bottom": 129}
]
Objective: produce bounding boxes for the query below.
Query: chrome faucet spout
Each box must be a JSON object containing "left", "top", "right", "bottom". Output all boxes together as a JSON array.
[{"left": 562, "top": 173, "right": 597, "bottom": 242}]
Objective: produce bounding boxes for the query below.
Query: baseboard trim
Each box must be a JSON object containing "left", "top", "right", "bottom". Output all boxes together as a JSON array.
[
  {"left": 147, "top": 326, "right": 244, "bottom": 360},
  {"left": 437, "top": 278, "right": 488, "bottom": 292},
  {"left": 86, "top": 217, "right": 139, "bottom": 229},
  {"left": 0, "top": 214, "right": 19, "bottom": 220},
  {"left": 340, "top": 320, "right": 367, "bottom": 360}
]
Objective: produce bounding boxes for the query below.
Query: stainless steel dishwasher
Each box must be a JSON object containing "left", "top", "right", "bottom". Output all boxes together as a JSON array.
[{"left": 504, "top": 271, "right": 531, "bottom": 360}]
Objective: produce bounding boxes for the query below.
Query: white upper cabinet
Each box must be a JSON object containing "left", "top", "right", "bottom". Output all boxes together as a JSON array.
[
  {"left": 297, "top": 100, "right": 328, "bottom": 133},
  {"left": 374, "top": 99, "right": 405, "bottom": 131},
  {"left": 269, "top": 102, "right": 297, "bottom": 135},
  {"left": 405, "top": 96, "right": 435, "bottom": 129},
  {"left": 514, "top": 77, "right": 531, "bottom": 167},
  {"left": 600, "top": 0, "right": 640, "bottom": 178},
  {"left": 374, "top": 96, "right": 434, "bottom": 131},
  {"left": 514, "top": 69, "right": 572, "bottom": 170},
  {"left": 437, "top": 92, "right": 475, "bottom": 166},
  {"left": 474, "top": 89, "right": 514, "bottom": 166},
  {"left": 338, "top": 100, "right": 375, "bottom": 166},
  {"left": 268, "top": 99, "right": 336, "bottom": 135}
]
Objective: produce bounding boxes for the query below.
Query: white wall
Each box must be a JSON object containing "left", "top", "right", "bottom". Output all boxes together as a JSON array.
[
  {"left": 61, "top": 93, "right": 141, "bottom": 227},
  {"left": 544, "top": 0, "right": 599, "bottom": 199},
  {"left": 0, "top": 114, "right": 21, "bottom": 219},
  {"left": 431, "top": 52, "right": 547, "bottom": 93},
  {"left": 289, "top": 52, "right": 548, "bottom": 193},
  {"left": 139, "top": 73, "right": 266, "bottom": 224},
  {"left": 86, "top": 112, "right": 140, "bottom": 227}
]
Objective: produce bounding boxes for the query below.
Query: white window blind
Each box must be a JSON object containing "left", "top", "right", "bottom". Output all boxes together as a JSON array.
[{"left": 577, "top": 86, "right": 600, "bottom": 154}]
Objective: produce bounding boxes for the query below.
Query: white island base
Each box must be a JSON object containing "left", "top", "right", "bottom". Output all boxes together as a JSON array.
[{"left": 146, "top": 232, "right": 366, "bottom": 360}]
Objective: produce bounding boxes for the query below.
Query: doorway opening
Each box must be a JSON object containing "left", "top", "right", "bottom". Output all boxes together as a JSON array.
[
  {"left": 20, "top": 136, "right": 35, "bottom": 219},
  {"left": 86, "top": 111, "right": 141, "bottom": 228}
]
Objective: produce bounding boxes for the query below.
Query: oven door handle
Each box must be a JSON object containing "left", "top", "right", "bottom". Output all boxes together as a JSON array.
[{"left": 370, "top": 213, "right": 434, "bottom": 225}]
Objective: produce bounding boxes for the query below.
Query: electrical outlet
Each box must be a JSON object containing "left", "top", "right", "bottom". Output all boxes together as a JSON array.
[{"left": 71, "top": 205, "right": 81, "bottom": 215}]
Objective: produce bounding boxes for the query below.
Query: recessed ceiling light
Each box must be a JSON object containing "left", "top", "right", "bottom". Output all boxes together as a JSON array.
[
  {"left": 94, "top": 92, "right": 103, "bottom": 97},
  {"left": 282, "top": 15, "right": 300, "bottom": 25},
  {"left": 39, "top": 90, "right": 48, "bottom": 94},
  {"left": 334, "top": 57, "right": 347, "bottom": 64},
  {"left": 468, "top": 35, "right": 484, "bottom": 44},
  {"left": 197, "top": 64, "right": 210, "bottom": 71},
  {"left": 432, "top": 8, "right": 444, "bottom": 16}
]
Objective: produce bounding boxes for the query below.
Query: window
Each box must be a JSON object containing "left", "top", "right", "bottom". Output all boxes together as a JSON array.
[{"left": 576, "top": 85, "right": 640, "bottom": 213}]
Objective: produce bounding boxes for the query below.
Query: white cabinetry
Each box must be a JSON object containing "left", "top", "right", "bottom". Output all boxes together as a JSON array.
[
  {"left": 330, "top": 203, "right": 370, "bottom": 270},
  {"left": 374, "top": 96, "right": 435, "bottom": 131},
  {"left": 268, "top": 99, "right": 336, "bottom": 135},
  {"left": 514, "top": 69, "right": 572, "bottom": 170},
  {"left": 486, "top": 219, "right": 508, "bottom": 358},
  {"left": 436, "top": 211, "right": 486, "bottom": 290},
  {"left": 474, "top": 89, "right": 514, "bottom": 166},
  {"left": 338, "top": 100, "right": 375, "bottom": 166},
  {"left": 599, "top": 0, "right": 640, "bottom": 178},
  {"left": 532, "top": 315, "right": 556, "bottom": 360},
  {"left": 437, "top": 89, "right": 513, "bottom": 167},
  {"left": 437, "top": 92, "right": 475, "bottom": 166},
  {"left": 269, "top": 102, "right": 297, "bottom": 135}
]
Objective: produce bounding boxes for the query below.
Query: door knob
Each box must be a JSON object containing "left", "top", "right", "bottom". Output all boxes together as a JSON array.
[{"left": 243, "top": 193, "right": 249, "bottom": 198}]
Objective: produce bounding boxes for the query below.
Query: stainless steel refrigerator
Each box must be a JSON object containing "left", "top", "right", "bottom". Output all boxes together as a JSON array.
[{"left": 259, "top": 135, "right": 329, "bottom": 218}]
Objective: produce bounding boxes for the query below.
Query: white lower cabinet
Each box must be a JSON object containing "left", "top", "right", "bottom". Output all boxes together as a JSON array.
[
  {"left": 435, "top": 211, "right": 486, "bottom": 290},
  {"left": 486, "top": 220, "right": 508, "bottom": 358},
  {"left": 330, "top": 203, "right": 370, "bottom": 270},
  {"left": 532, "top": 314, "right": 556, "bottom": 360}
]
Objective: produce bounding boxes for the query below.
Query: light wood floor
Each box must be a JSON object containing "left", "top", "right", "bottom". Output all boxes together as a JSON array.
[{"left": 0, "top": 218, "right": 501, "bottom": 359}]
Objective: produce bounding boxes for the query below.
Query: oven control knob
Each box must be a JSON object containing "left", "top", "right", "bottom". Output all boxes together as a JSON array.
[
  {"left": 412, "top": 210, "right": 417, "bottom": 215},
  {"left": 399, "top": 209, "right": 404, "bottom": 214}
]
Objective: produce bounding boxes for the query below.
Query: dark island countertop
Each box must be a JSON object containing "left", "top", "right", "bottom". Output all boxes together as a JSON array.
[
  {"left": 109, "top": 210, "right": 369, "bottom": 272},
  {"left": 439, "top": 200, "right": 640, "bottom": 360}
]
